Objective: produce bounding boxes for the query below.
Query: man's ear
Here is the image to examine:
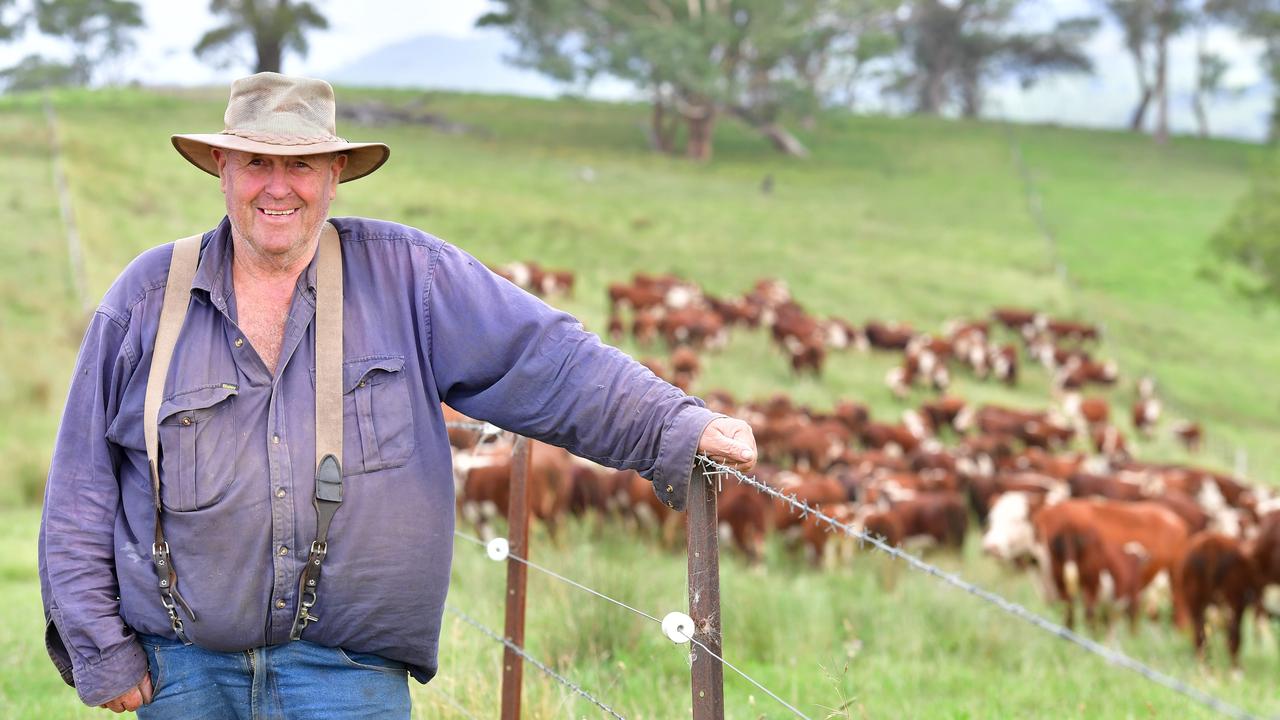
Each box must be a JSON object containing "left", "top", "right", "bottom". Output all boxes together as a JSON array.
[
  {"left": 329, "top": 153, "right": 348, "bottom": 198},
  {"left": 211, "top": 148, "right": 228, "bottom": 192}
]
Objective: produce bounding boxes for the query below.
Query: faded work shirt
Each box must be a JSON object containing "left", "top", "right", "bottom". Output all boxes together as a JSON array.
[{"left": 39, "top": 216, "right": 715, "bottom": 707}]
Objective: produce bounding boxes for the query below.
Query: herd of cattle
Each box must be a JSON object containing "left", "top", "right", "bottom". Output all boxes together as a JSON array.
[{"left": 455, "top": 265, "right": 1276, "bottom": 671}]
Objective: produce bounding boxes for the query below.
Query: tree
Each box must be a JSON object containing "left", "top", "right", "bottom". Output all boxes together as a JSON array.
[
  {"left": 480, "top": 0, "right": 894, "bottom": 160},
  {"left": 1210, "top": 152, "right": 1280, "bottom": 299},
  {"left": 1099, "top": 0, "right": 1157, "bottom": 130},
  {"left": 1190, "top": 12, "right": 1232, "bottom": 137},
  {"left": 0, "top": 0, "right": 28, "bottom": 42},
  {"left": 1206, "top": 0, "right": 1280, "bottom": 139},
  {"left": 0, "top": 53, "right": 77, "bottom": 91},
  {"left": 33, "top": 0, "right": 143, "bottom": 85},
  {"left": 892, "top": 0, "right": 1097, "bottom": 117},
  {"left": 194, "top": 0, "right": 328, "bottom": 74}
]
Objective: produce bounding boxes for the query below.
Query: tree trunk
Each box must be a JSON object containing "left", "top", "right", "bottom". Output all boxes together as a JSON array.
[
  {"left": 1127, "top": 41, "right": 1152, "bottom": 132},
  {"left": 757, "top": 123, "right": 809, "bottom": 157},
  {"left": 918, "top": 71, "right": 947, "bottom": 115},
  {"left": 685, "top": 109, "right": 717, "bottom": 161},
  {"left": 649, "top": 100, "right": 678, "bottom": 154},
  {"left": 1129, "top": 87, "right": 1152, "bottom": 132},
  {"left": 255, "top": 37, "right": 283, "bottom": 74},
  {"left": 1153, "top": 2, "right": 1171, "bottom": 144}
]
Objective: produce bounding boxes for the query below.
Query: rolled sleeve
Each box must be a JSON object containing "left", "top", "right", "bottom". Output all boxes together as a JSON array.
[{"left": 652, "top": 405, "right": 721, "bottom": 511}]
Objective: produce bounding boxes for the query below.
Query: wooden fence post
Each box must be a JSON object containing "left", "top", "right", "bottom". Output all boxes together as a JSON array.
[
  {"left": 686, "top": 464, "right": 725, "bottom": 719},
  {"left": 500, "top": 436, "right": 533, "bottom": 720}
]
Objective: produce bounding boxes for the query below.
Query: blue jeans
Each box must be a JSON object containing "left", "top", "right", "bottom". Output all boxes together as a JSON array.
[{"left": 135, "top": 634, "right": 411, "bottom": 720}]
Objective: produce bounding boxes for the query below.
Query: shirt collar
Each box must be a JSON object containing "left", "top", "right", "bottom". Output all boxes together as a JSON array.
[{"left": 190, "top": 216, "right": 321, "bottom": 313}]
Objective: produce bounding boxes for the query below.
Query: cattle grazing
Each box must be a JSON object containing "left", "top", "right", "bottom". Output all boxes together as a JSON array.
[
  {"left": 1173, "top": 421, "right": 1203, "bottom": 453},
  {"left": 1044, "top": 520, "right": 1146, "bottom": 630},
  {"left": 1177, "top": 533, "right": 1261, "bottom": 668}
]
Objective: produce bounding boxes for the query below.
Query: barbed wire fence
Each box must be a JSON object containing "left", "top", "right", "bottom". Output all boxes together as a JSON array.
[{"left": 440, "top": 420, "right": 1272, "bottom": 720}]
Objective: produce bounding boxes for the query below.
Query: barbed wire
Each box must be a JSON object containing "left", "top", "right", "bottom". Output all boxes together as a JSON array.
[
  {"left": 696, "top": 454, "right": 1268, "bottom": 720},
  {"left": 446, "top": 604, "right": 627, "bottom": 720},
  {"left": 454, "top": 530, "right": 811, "bottom": 719}
]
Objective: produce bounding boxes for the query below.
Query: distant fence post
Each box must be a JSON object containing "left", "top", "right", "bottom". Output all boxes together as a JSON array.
[
  {"left": 686, "top": 464, "right": 725, "bottom": 719},
  {"left": 500, "top": 436, "right": 533, "bottom": 720}
]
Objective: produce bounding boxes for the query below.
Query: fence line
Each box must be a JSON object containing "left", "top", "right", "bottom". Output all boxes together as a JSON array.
[
  {"left": 455, "top": 530, "right": 809, "bottom": 719},
  {"left": 447, "top": 604, "right": 627, "bottom": 719},
  {"left": 42, "top": 93, "right": 90, "bottom": 313},
  {"left": 696, "top": 455, "right": 1267, "bottom": 720}
]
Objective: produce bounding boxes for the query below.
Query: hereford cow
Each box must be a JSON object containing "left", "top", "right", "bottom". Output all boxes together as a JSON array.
[{"left": 1178, "top": 533, "right": 1261, "bottom": 668}]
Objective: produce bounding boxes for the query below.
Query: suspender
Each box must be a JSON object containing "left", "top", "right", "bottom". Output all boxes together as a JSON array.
[
  {"left": 291, "top": 224, "right": 344, "bottom": 639},
  {"left": 144, "top": 223, "right": 344, "bottom": 645},
  {"left": 144, "top": 233, "right": 202, "bottom": 643}
]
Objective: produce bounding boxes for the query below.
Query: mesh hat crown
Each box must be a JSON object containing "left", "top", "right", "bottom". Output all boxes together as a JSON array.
[{"left": 172, "top": 72, "right": 389, "bottom": 183}]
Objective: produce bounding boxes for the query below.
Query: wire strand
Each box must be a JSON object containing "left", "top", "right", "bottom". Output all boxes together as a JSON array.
[
  {"left": 456, "top": 530, "right": 661, "bottom": 624},
  {"left": 696, "top": 455, "right": 1267, "bottom": 720},
  {"left": 681, "top": 631, "right": 814, "bottom": 720},
  {"left": 447, "top": 605, "right": 627, "bottom": 720},
  {"left": 457, "top": 530, "right": 812, "bottom": 719}
]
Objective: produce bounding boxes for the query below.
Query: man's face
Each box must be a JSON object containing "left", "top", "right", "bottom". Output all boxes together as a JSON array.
[{"left": 212, "top": 149, "right": 347, "bottom": 262}]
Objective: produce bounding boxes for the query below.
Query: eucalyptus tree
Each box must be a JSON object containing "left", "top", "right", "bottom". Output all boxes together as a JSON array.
[
  {"left": 195, "top": 0, "right": 328, "bottom": 74},
  {"left": 33, "top": 0, "right": 143, "bottom": 85},
  {"left": 480, "top": 0, "right": 895, "bottom": 160},
  {"left": 1206, "top": 0, "right": 1280, "bottom": 139},
  {"left": 893, "top": 0, "right": 1097, "bottom": 117}
]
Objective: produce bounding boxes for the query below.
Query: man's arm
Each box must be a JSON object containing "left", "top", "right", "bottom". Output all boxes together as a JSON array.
[
  {"left": 425, "top": 243, "right": 751, "bottom": 509},
  {"left": 39, "top": 308, "right": 150, "bottom": 708}
]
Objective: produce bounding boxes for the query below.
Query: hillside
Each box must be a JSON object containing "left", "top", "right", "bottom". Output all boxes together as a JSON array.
[{"left": 1, "top": 86, "right": 1277, "bottom": 718}]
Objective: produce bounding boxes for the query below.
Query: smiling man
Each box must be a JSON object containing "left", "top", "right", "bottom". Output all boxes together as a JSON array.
[{"left": 39, "top": 73, "right": 756, "bottom": 718}]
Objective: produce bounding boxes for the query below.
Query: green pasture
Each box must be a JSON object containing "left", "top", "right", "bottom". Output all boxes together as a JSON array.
[{"left": 1, "top": 85, "right": 1278, "bottom": 717}]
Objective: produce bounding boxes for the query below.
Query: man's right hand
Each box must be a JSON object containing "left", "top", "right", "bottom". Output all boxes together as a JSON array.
[{"left": 99, "top": 672, "right": 152, "bottom": 713}]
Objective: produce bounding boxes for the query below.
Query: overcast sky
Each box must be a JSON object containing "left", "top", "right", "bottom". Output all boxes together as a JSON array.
[{"left": 0, "top": 0, "right": 1271, "bottom": 141}]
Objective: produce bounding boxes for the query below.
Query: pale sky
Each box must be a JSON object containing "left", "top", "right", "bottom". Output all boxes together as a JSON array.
[
  {"left": 0, "top": 0, "right": 1271, "bottom": 141},
  {"left": 0, "top": 0, "right": 494, "bottom": 84}
]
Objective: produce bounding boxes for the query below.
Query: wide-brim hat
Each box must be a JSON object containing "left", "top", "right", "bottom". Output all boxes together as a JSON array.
[{"left": 172, "top": 72, "right": 389, "bottom": 183}]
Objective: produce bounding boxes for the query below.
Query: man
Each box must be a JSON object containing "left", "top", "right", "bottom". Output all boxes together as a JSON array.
[{"left": 39, "top": 73, "right": 756, "bottom": 717}]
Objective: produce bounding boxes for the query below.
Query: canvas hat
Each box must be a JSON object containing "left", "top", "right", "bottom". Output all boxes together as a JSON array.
[{"left": 172, "top": 72, "right": 389, "bottom": 183}]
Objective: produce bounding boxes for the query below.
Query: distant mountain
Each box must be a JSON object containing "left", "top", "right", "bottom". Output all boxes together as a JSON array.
[{"left": 321, "top": 31, "right": 636, "bottom": 101}]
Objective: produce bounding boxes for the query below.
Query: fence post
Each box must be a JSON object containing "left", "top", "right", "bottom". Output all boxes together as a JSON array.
[
  {"left": 500, "top": 436, "right": 533, "bottom": 720},
  {"left": 686, "top": 463, "right": 725, "bottom": 719}
]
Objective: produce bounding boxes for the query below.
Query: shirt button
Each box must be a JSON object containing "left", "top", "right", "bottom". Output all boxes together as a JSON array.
[
  {"left": 234, "top": 338, "right": 244, "bottom": 348},
  {"left": 665, "top": 501, "right": 674, "bottom": 509},
  {"left": 276, "top": 488, "right": 286, "bottom": 498},
  {"left": 666, "top": 485, "right": 674, "bottom": 493},
  {"left": 279, "top": 546, "right": 289, "bottom": 556},
  {"left": 273, "top": 435, "right": 281, "bottom": 445},
  {"left": 357, "top": 380, "right": 366, "bottom": 388},
  {"left": 275, "top": 599, "right": 286, "bottom": 609},
  {"left": 180, "top": 416, "right": 193, "bottom": 426}
]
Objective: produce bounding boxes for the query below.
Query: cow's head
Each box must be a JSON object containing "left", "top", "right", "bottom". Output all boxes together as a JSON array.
[{"left": 981, "top": 492, "right": 1038, "bottom": 562}]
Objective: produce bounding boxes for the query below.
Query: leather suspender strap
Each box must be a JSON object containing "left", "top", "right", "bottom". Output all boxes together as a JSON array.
[
  {"left": 145, "top": 234, "right": 203, "bottom": 644},
  {"left": 291, "top": 221, "right": 344, "bottom": 640}
]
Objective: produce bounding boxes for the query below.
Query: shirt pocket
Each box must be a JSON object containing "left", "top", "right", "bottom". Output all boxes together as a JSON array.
[
  {"left": 324, "top": 355, "right": 416, "bottom": 475},
  {"left": 157, "top": 384, "right": 239, "bottom": 511}
]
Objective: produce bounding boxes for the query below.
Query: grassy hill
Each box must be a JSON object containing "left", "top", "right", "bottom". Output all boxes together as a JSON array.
[{"left": 2, "top": 86, "right": 1277, "bottom": 718}]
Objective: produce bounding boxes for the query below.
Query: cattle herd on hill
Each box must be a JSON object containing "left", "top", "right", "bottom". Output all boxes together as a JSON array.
[{"left": 466, "top": 264, "right": 1277, "bottom": 671}]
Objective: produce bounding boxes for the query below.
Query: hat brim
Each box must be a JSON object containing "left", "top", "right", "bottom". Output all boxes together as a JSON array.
[{"left": 172, "top": 133, "right": 390, "bottom": 183}]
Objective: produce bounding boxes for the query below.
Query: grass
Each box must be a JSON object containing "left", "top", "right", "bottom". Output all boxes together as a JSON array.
[{"left": 1, "top": 84, "right": 1277, "bottom": 717}]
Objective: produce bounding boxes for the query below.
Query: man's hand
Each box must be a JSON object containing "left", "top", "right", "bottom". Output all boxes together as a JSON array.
[
  {"left": 697, "top": 416, "right": 757, "bottom": 473},
  {"left": 99, "top": 673, "right": 152, "bottom": 713}
]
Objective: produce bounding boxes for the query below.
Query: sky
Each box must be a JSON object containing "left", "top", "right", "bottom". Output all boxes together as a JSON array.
[{"left": 0, "top": 0, "right": 1272, "bottom": 141}]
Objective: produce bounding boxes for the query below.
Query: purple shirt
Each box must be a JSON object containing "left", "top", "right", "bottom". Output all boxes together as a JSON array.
[{"left": 39, "top": 216, "right": 715, "bottom": 706}]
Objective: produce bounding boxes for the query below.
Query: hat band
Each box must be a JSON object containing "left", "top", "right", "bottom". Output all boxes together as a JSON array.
[{"left": 223, "top": 128, "right": 346, "bottom": 146}]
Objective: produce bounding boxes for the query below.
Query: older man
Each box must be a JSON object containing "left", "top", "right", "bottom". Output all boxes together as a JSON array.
[{"left": 39, "top": 73, "right": 756, "bottom": 718}]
